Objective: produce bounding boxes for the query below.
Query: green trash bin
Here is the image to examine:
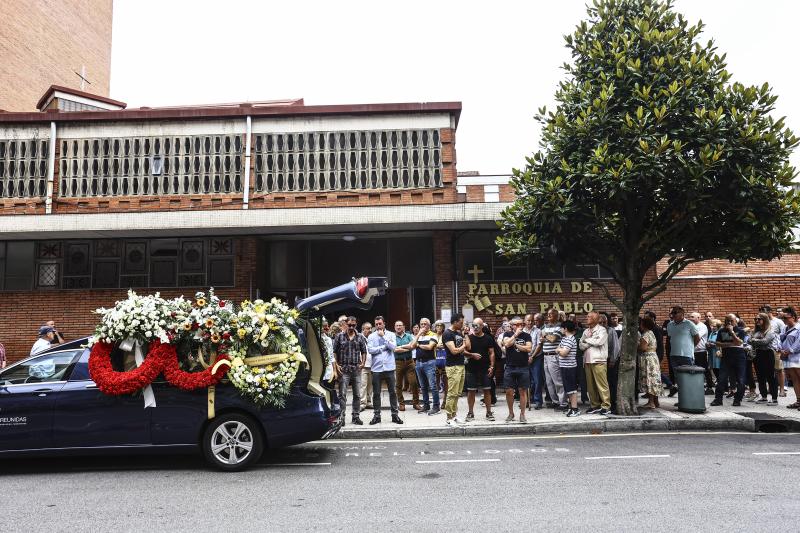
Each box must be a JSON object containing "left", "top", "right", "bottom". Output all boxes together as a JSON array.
[{"left": 675, "top": 365, "right": 707, "bottom": 413}]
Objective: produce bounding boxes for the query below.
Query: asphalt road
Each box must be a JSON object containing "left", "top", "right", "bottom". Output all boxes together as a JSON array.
[{"left": 1, "top": 431, "right": 798, "bottom": 532}]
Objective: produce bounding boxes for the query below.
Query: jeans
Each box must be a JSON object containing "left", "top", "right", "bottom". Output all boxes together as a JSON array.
[
  {"left": 444, "top": 365, "right": 466, "bottom": 418},
  {"left": 715, "top": 352, "right": 747, "bottom": 402},
  {"left": 529, "top": 356, "right": 544, "bottom": 405},
  {"left": 417, "top": 359, "right": 440, "bottom": 409},
  {"left": 670, "top": 355, "right": 694, "bottom": 388},
  {"left": 372, "top": 370, "right": 399, "bottom": 417},
  {"left": 754, "top": 349, "right": 778, "bottom": 400},
  {"left": 338, "top": 368, "right": 362, "bottom": 420}
]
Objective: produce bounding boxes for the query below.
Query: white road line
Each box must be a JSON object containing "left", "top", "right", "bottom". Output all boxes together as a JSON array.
[
  {"left": 752, "top": 452, "right": 800, "bottom": 456},
  {"left": 314, "top": 431, "right": 795, "bottom": 445},
  {"left": 268, "top": 462, "right": 332, "bottom": 466},
  {"left": 415, "top": 459, "right": 501, "bottom": 464},
  {"left": 585, "top": 454, "right": 670, "bottom": 460}
]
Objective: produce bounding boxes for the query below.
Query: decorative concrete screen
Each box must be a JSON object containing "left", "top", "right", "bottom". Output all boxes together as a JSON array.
[
  {"left": 253, "top": 129, "right": 442, "bottom": 193},
  {"left": 58, "top": 135, "right": 244, "bottom": 197},
  {"left": 0, "top": 138, "right": 49, "bottom": 198}
]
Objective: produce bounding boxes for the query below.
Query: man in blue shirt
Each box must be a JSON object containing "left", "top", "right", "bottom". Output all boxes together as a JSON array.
[
  {"left": 666, "top": 305, "right": 700, "bottom": 369},
  {"left": 367, "top": 316, "right": 403, "bottom": 425}
]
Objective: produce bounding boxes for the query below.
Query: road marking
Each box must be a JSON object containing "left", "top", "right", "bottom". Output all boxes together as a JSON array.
[
  {"left": 267, "top": 462, "right": 332, "bottom": 466},
  {"left": 415, "top": 459, "right": 501, "bottom": 464},
  {"left": 315, "top": 431, "right": 796, "bottom": 445},
  {"left": 752, "top": 452, "right": 800, "bottom": 456},
  {"left": 585, "top": 454, "right": 670, "bottom": 460}
]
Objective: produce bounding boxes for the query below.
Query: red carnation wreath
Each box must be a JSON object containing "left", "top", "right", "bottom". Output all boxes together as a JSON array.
[{"left": 89, "top": 340, "right": 230, "bottom": 394}]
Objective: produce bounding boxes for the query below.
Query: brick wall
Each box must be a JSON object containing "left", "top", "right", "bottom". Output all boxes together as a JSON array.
[
  {"left": 0, "top": 237, "right": 258, "bottom": 363},
  {"left": 0, "top": 0, "right": 112, "bottom": 111},
  {"left": 433, "top": 231, "right": 454, "bottom": 316},
  {"left": 658, "top": 256, "right": 800, "bottom": 277}
]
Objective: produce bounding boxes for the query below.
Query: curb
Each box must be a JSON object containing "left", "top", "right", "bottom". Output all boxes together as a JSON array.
[{"left": 330, "top": 416, "right": 757, "bottom": 440}]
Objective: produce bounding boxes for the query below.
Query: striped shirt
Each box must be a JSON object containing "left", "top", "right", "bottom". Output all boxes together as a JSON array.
[
  {"left": 557, "top": 335, "right": 577, "bottom": 368},
  {"left": 541, "top": 323, "right": 563, "bottom": 355}
]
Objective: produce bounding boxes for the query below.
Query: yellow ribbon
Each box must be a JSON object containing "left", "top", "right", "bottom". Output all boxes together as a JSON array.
[{"left": 207, "top": 358, "right": 233, "bottom": 420}]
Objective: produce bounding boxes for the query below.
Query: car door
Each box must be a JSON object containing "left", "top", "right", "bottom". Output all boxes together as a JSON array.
[
  {"left": 53, "top": 349, "right": 152, "bottom": 448},
  {"left": 0, "top": 350, "right": 80, "bottom": 451}
]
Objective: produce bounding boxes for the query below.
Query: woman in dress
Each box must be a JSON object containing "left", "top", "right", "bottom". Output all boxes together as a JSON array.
[{"left": 638, "top": 315, "right": 662, "bottom": 408}]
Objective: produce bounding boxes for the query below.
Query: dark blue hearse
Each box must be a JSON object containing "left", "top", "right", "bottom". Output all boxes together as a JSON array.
[{"left": 0, "top": 277, "right": 386, "bottom": 471}]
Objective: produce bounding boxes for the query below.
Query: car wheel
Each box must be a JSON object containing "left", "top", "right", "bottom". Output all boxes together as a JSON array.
[{"left": 202, "top": 413, "right": 264, "bottom": 471}]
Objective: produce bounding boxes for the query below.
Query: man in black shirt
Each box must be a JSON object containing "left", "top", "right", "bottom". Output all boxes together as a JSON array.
[
  {"left": 465, "top": 317, "right": 496, "bottom": 421},
  {"left": 442, "top": 313, "right": 469, "bottom": 426},
  {"left": 503, "top": 316, "right": 533, "bottom": 423}
]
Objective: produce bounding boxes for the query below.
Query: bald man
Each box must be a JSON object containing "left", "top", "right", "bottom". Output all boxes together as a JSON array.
[{"left": 465, "top": 318, "right": 496, "bottom": 421}]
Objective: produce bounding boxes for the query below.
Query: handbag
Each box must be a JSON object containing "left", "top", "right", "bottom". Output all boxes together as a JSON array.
[{"left": 435, "top": 347, "right": 446, "bottom": 368}]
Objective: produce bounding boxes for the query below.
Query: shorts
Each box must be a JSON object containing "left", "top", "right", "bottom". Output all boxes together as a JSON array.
[
  {"left": 560, "top": 366, "right": 577, "bottom": 395},
  {"left": 504, "top": 366, "right": 530, "bottom": 389},
  {"left": 465, "top": 368, "right": 491, "bottom": 390}
]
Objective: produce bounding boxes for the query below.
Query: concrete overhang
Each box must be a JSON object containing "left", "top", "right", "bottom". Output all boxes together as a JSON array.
[{"left": 0, "top": 203, "right": 510, "bottom": 240}]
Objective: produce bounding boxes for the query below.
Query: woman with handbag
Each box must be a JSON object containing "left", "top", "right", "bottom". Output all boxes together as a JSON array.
[
  {"left": 749, "top": 312, "right": 779, "bottom": 405},
  {"left": 778, "top": 306, "right": 800, "bottom": 409}
]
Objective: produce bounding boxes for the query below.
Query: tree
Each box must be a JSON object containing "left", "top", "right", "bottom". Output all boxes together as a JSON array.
[{"left": 497, "top": 0, "right": 800, "bottom": 415}]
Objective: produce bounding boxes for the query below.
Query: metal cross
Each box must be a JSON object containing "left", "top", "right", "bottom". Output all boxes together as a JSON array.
[{"left": 467, "top": 264, "right": 484, "bottom": 284}]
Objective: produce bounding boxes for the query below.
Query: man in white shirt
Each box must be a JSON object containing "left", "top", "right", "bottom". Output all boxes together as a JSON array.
[
  {"left": 579, "top": 311, "right": 611, "bottom": 415},
  {"left": 689, "top": 312, "right": 712, "bottom": 392},
  {"left": 31, "top": 326, "right": 55, "bottom": 355}
]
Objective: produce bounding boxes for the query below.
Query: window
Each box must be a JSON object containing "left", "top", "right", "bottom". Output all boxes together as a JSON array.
[
  {"left": 0, "top": 350, "right": 80, "bottom": 385},
  {"left": 0, "top": 238, "right": 236, "bottom": 291}
]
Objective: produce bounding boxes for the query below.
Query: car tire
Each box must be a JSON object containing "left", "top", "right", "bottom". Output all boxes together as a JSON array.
[{"left": 202, "top": 413, "right": 264, "bottom": 472}]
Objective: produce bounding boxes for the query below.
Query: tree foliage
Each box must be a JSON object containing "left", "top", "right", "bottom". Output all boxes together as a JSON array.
[{"left": 497, "top": 0, "right": 800, "bottom": 307}]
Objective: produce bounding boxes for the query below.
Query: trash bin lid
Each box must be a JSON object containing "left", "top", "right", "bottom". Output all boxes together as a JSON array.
[{"left": 675, "top": 365, "right": 705, "bottom": 374}]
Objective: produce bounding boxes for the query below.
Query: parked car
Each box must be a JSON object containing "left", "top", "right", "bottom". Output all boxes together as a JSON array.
[{"left": 0, "top": 277, "right": 387, "bottom": 471}]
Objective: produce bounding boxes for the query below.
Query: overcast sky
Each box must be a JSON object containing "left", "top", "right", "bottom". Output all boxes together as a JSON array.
[{"left": 110, "top": 0, "right": 800, "bottom": 175}]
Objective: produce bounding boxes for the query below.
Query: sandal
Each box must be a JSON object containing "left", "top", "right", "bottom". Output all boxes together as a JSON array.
[{"left": 787, "top": 402, "right": 800, "bottom": 409}]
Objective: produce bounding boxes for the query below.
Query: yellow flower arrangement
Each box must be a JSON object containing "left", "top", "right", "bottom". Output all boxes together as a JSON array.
[{"left": 196, "top": 298, "right": 206, "bottom": 307}]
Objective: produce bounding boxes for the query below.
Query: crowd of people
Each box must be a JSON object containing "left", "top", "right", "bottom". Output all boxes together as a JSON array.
[{"left": 322, "top": 304, "right": 800, "bottom": 426}]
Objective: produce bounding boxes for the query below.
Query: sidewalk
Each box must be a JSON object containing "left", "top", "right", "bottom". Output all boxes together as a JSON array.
[{"left": 334, "top": 387, "right": 800, "bottom": 439}]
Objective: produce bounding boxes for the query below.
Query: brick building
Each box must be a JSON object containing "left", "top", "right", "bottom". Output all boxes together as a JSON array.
[
  {"left": 1, "top": 86, "right": 799, "bottom": 361},
  {"left": 0, "top": 0, "right": 113, "bottom": 112}
]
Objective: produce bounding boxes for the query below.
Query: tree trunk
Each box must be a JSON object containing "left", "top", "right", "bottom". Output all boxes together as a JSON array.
[{"left": 616, "top": 282, "right": 644, "bottom": 416}]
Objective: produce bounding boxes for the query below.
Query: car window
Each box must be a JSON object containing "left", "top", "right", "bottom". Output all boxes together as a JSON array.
[{"left": 0, "top": 350, "right": 81, "bottom": 385}]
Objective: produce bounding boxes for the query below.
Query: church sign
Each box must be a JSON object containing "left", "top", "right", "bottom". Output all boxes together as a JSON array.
[{"left": 465, "top": 265, "right": 597, "bottom": 316}]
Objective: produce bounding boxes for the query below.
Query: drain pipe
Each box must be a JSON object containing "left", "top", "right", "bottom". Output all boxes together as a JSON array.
[
  {"left": 45, "top": 121, "right": 56, "bottom": 214},
  {"left": 242, "top": 115, "right": 252, "bottom": 210}
]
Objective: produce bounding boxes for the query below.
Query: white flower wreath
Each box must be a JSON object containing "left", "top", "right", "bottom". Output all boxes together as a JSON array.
[{"left": 227, "top": 298, "right": 306, "bottom": 408}]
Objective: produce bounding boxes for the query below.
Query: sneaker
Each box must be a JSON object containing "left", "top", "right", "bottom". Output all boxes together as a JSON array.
[
  {"left": 427, "top": 407, "right": 441, "bottom": 416},
  {"left": 351, "top": 417, "right": 363, "bottom": 425},
  {"left": 732, "top": 400, "right": 742, "bottom": 407},
  {"left": 419, "top": 405, "right": 430, "bottom": 413},
  {"left": 391, "top": 414, "right": 404, "bottom": 424},
  {"left": 465, "top": 412, "right": 475, "bottom": 422},
  {"left": 756, "top": 397, "right": 768, "bottom": 403},
  {"left": 369, "top": 416, "right": 381, "bottom": 425},
  {"left": 710, "top": 399, "right": 723, "bottom": 406},
  {"left": 585, "top": 407, "right": 601, "bottom": 414},
  {"left": 567, "top": 408, "right": 581, "bottom": 417},
  {"left": 767, "top": 399, "right": 779, "bottom": 405},
  {"left": 668, "top": 386, "right": 678, "bottom": 398},
  {"left": 452, "top": 417, "right": 465, "bottom": 425},
  {"left": 534, "top": 404, "right": 543, "bottom": 410},
  {"left": 599, "top": 408, "right": 610, "bottom": 415},
  {"left": 505, "top": 414, "right": 516, "bottom": 423},
  {"left": 486, "top": 412, "right": 495, "bottom": 421}
]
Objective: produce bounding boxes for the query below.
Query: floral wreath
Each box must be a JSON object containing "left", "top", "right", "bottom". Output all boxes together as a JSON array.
[
  {"left": 226, "top": 298, "right": 305, "bottom": 408},
  {"left": 87, "top": 290, "right": 305, "bottom": 411}
]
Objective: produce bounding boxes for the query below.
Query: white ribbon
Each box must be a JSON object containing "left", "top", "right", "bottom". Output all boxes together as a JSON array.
[{"left": 120, "top": 337, "right": 157, "bottom": 409}]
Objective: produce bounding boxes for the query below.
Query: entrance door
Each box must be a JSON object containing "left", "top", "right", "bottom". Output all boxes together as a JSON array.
[{"left": 387, "top": 287, "right": 410, "bottom": 326}]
